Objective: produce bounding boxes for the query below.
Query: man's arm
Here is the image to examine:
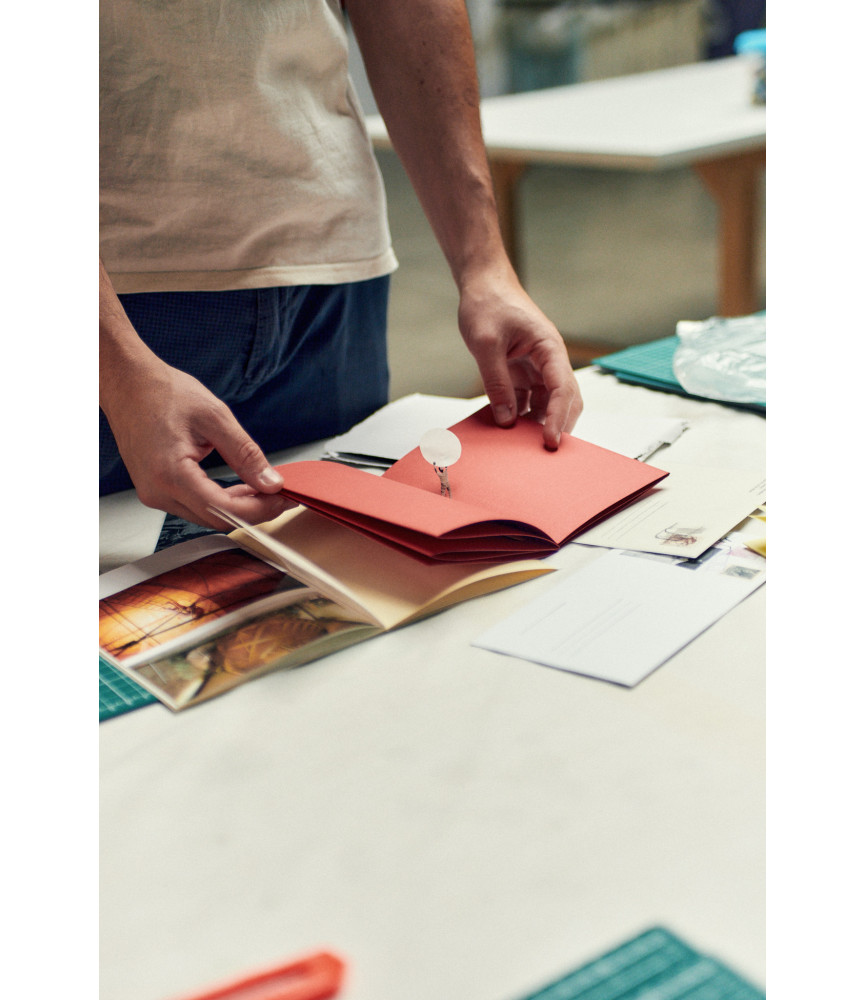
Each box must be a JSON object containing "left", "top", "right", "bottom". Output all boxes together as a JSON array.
[
  {"left": 99, "top": 259, "right": 291, "bottom": 527},
  {"left": 344, "top": 0, "right": 582, "bottom": 448}
]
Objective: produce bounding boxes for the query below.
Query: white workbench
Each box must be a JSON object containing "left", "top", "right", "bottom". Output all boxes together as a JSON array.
[{"left": 99, "top": 368, "right": 766, "bottom": 1000}]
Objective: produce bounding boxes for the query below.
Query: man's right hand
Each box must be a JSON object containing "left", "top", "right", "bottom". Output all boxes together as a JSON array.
[
  {"left": 100, "top": 259, "right": 293, "bottom": 529},
  {"left": 105, "top": 359, "right": 293, "bottom": 528}
]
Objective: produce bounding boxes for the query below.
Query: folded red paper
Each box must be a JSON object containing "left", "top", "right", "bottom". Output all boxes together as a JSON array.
[{"left": 277, "top": 406, "right": 668, "bottom": 562}]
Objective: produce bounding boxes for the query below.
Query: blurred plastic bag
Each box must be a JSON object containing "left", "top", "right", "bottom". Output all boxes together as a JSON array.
[{"left": 672, "top": 314, "right": 766, "bottom": 406}]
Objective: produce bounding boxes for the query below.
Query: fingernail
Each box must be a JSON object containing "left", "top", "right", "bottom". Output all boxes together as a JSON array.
[
  {"left": 259, "top": 468, "right": 284, "bottom": 488},
  {"left": 544, "top": 427, "right": 562, "bottom": 451},
  {"left": 493, "top": 404, "right": 513, "bottom": 424}
]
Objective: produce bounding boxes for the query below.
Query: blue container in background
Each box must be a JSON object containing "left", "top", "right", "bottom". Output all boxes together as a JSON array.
[{"left": 734, "top": 27, "right": 766, "bottom": 104}]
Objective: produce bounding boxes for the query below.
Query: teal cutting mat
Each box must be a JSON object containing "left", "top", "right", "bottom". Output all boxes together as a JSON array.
[
  {"left": 594, "top": 336, "right": 682, "bottom": 387},
  {"left": 593, "top": 337, "right": 765, "bottom": 414},
  {"left": 99, "top": 655, "right": 157, "bottom": 722},
  {"left": 514, "top": 927, "right": 764, "bottom": 1000}
]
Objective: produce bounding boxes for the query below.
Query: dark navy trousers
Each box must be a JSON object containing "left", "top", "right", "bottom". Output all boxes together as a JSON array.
[{"left": 99, "top": 276, "right": 390, "bottom": 495}]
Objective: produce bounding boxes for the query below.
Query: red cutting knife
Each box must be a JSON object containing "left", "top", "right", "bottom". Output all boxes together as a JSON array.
[{"left": 167, "top": 951, "right": 345, "bottom": 1000}]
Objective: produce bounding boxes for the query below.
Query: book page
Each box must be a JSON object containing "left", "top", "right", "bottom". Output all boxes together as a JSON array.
[
  {"left": 212, "top": 505, "right": 387, "bottom": 624},
  {"left": 237, "top": 507, "right": 553, "bottom": 631},
  {"left": 99, "top": 533, "right": 239, "bottom": 600},
  {"left": 99, "top": 537, "right": 380, "bottom": 710}
]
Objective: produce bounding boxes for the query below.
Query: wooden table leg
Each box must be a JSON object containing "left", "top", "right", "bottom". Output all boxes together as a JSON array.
[
  {"left": 694, "top": 147, "right": 766, "bottom": 317},
  {"left": 485, "top": 156, "right": 614, "bottom": 372},
  {"left": 489, "top": 157, "right": 528, "bottom": 277}
]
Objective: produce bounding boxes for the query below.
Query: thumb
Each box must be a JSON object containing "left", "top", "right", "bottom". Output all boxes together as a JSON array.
[{"left": 206, "top": 408, "right": 285, "bottom": 494}]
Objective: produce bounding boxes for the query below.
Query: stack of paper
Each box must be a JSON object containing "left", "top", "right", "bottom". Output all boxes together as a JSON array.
[
  {"left": 575, "top": 462, "right": 766, "bottom": 559},
  {"left": 474, "top": 524, "right": 766, "bottom": 687},
  {"left": 473, "top": 447, "right": 766, "bottom": 685}
]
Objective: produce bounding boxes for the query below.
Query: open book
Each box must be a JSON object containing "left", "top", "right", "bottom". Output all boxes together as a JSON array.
[
  {"left": 98, "top": 515, "right": 552, "bottom": 712},
  {"left": 273, "top": 406, "right": 669, "bottom": 562}
]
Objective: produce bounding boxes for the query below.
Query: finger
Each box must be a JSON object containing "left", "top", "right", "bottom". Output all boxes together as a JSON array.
[
  {"left": 203, "top": 406, "right": 285, "bottom": 494},
  {"left": 174, "top": 466, "right": 293, "bottom": 527},
  {"left": 170, "top": 499, "right": 226, "bottom": 530},
  {"left": 211, "top": 491, "right": 297, "bottom": 525},
  {"left": 534, "top": 349, "right": 582, "bottom": 447},
  {"left": 138, "top": 459, "right": 259, "bottom": 530},
  {"left": 154, "top": 485, "right": 296, "bottom": 531},
  {"left": 527, "top": 387, "right": 549, "bottom": 424},
  {"left": 471, "top": 340, "right": 519, "bottom": 427},
  {"left": 137, "top": 480, "right": 228, "bottom": 529},
  {"left": 130, "top": 458, "right": 223, "bottom": 528},
  {"left": 540, "top": 379, "right": 583, "bottom": 449},
  {"left": 222, "top": 481, "right": 299, "bottom": 517},
  {"left": 569, "top": 380, "right": 584, "bottom": 430}
]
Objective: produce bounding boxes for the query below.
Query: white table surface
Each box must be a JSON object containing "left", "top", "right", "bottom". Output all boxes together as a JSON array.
[
  {"left": 366, "top": 56, "right": 766, "bottom": 170},
  {"left": 100, "top": 368, "right": 766, "bottom": 1000}
]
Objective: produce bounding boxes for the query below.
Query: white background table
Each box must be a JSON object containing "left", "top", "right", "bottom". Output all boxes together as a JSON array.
[
  {"left": 366, "top": 57, "right": 766, "bottom": 354},
  {"left": 100, "top": 368, "right": 766, "bottom": 1000}
]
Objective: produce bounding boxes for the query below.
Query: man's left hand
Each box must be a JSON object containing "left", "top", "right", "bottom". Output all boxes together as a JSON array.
[{"left": 458, "top": 269, "right": 583, "bottom": 450}]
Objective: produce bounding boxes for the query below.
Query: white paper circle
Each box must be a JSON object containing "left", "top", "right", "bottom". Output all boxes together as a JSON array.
[{"left": 419, "top": 428, "right": 462, "bottom": 467}]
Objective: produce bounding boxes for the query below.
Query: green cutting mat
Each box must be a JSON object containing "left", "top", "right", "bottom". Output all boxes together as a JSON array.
[
  {"left": 593, "top": 337, "right": 765, "bottom": 414},
  {"left": 594, "top": 336, "right": 682, "bottom": 386},
  {"left": 514, "top": 926, "right": 764, "bottom": 1000},
  {"left": 99, "top": 655, "right": 157, "bottom": 722}
]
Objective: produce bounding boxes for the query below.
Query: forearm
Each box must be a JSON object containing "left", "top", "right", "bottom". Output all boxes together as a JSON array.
[
  {"left": 99, "top": 258, "right": 161, "bottom": 418},
  {"left": 346, "top": 0, "right": 582, "bottom": 445},
  {"left": 345, "top": 0, "right": 509, "bottom": 289}
]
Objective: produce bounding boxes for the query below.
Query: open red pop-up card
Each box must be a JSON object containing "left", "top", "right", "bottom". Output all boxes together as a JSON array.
[{"left": 275, "top": 406, "right": 668, "bottom": 562}]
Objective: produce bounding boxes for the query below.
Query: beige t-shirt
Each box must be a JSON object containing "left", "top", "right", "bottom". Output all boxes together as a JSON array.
[{"left": 100, "top": 0, "right": 397, "bottom": 293}]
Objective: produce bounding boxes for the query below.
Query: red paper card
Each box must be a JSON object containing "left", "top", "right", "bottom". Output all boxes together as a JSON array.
[{"left": 277, "top": 406, "right": 667, "bottom": 562}]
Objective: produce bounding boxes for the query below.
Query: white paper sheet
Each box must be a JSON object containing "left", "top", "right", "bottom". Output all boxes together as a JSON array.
[
  {"left": 574, "top": 411, "right": 688, "bottom": 461},
  {"left": 473, "top": 535, "right": 765, "bottom": 687},
  {"left": 575, "top": 462, "right": 766, "bottom": 558},
  {"left": 324, "top": 394, "right": 479, "bottom": 465}
]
